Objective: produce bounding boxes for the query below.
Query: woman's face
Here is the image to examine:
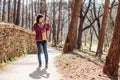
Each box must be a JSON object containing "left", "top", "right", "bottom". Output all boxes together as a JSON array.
[{"left": 39, "top": 17, "right": 44, "bottom": 23}]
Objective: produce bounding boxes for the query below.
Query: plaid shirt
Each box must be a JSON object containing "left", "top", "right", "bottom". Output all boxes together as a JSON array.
[{"left": 33, "top": 23, "right": 50, "bottom": 41}]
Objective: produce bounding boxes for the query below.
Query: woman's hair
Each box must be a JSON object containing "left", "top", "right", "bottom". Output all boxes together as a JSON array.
[{"left": 36, "top": 14, "right": 43, "bottom": 23}]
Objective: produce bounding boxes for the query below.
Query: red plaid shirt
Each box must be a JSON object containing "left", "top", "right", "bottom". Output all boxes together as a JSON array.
[{"left": 33, "top": 23, "right": 50, "bottom": 42}]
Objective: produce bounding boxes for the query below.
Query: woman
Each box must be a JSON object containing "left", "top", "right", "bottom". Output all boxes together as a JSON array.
[{"left": 33, "top": 14, "right": 50, "bottom": 68}]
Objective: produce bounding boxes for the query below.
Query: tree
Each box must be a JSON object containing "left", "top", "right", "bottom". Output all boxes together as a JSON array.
[
  {"left": 44, "top": 0, "right": 47, "bottom": 20},
  {"left": 52, "top": 0, "right": 57, "bottom": 46},
  {"left": 21, "top": 0, "right": 24, "bottom": 27},
  {"left": 96, "top": 0, "right": 110, "bottom": 58},
  {"left": 63, "top": 0, "right": 82, "bottom": 53},
  {"left": 31, "top": 0, "right": 34, "bottom": 28},
  {"left": 34, "top": 1, "right": 37, "bottom": 16},
  {"left": 13, "top": 0, "right": 16, "bottom": 24},
  {"left": 93, "top": 0, "right": 101, "bottom": 36},
  {"left": 8, "top": 0, "right": 11, "bottom": 22},
  {"left": 40, "top": 0, "right": 46, "bottom": 14},
  {"left": 2, "top": 0, "right": 6, "bottom": 22},
  {"left": 26, "top": 0, "right": 28, "bottom": 27},
  {"left": 71, "top": 0, "right": 75, "bottom": 14},
  {"left": 15, "top": 0, "right": 21, "bottom": 25},
  {"left": 0, "top": 0, "right": 1, "bottom": 21},
  {"left": 28, "top": 0, "right": 31, "bottom": 29},
  {"left": 103, "top": 1, "right": 120, "bottom": 79},
  {"left": 77, "top": 0, "right": 91, "bottom": 49},
  {"left": 38, "top": 0, "right": 40, "bottom": 13},
  {"left": 57, "top": 0, "right": 62, "bottom": 44},
  {"left": 68, "top": 0, "right": 71, "bottom": 25}
]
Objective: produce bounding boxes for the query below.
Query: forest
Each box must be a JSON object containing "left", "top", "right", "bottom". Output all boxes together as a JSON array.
[{"left": 0, "top": 0, "right": 120, "bottom": 80}]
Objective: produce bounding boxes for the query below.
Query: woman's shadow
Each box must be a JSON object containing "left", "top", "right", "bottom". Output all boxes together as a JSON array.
[{"left": 29, "top": 68, "right": 50, "bottom": 79}]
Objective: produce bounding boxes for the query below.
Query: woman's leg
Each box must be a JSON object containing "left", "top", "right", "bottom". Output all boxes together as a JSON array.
[
  {"left": 36, "top": 41, "right": 42, "bottom": 67},
  {"left": 42, "top": 41, "right": 48, "bottom": 67}
]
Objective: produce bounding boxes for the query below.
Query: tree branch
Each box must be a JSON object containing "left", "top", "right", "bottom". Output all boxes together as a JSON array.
[{"left": 82, "top": 14, "right": 103, "bottom": 31}]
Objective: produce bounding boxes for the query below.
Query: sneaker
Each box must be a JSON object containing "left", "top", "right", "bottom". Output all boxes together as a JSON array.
[
  {"left": 45, "top": 65, "right": 48, "bottom": 68},
  {"left": 39, "top": 64, "right": 41, "bottom": 68}
]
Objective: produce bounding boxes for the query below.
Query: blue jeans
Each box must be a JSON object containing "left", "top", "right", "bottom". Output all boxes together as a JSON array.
[{"left": 36, "top": 41, "right": 48, "bottom": 65}]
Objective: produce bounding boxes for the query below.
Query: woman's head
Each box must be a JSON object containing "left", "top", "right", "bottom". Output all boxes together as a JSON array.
[{"left": 36, "top": 14, "right": 44, "bottom": 24}]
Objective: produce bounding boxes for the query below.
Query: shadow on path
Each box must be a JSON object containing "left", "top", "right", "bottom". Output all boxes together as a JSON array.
[{"left": 29, "top": 68, "right": 50, "bottom": 79}]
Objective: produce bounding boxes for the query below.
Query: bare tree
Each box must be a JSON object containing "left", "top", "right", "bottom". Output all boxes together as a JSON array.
[
  {"left": 96, "top": 0, "right": 110, "bottom": 58},
  {"left": 0, "top": 0, "right": 2, "bottom": 21},
  {"left": 68, "top": 0, "right": 71, "bottom": 25},
  {"left": 28, "top": 0, "right": 31, "bottom": 29},
  {"left": 71, "top": 0, "right": 75, "bottom": 14},
  {"left": 34, "top": 1, "right": 37, "bottom": 16},
  {"left": 57, "top": 0, "right": 62, "bottom": 44},
  {"left": 31, "top": 0, "right": 34, "bottom": 27},
  {"left": 103, "top": 1, "right": 120, "bottom": 79},
  {"left": 2, "top": 0, "right": 6, "bottom": 22},
  {"left": 77, "top": 0, "right": 91, "bottom": 49},
  {"left": 26, "top": 0, "right": 28, "bottom": 27},
  {"left": 63, "top": 0, "right": 82, "bottom": 53},
  {"left": 52, "top": 0, "right": 57, "bottom": 46},
  {"left": 21, "top": 0, "right": 24, "bottom": 27},
  {"left": 13, "top": 0, "right": 16, "bottom": 24},
  {"left": 15, "top": 0, "right": 21, "bottom": 25},
  {"left": 38, "top": 0, "right": 40, "bottom": 13},
  {"left": 8, "top": 0, "right": 11, "bottom": 22},
  {"left": 93, "top": 0, "right": 101, "bottom": 35}
]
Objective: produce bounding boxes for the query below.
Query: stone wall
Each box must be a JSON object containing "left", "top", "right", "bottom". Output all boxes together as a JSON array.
[{"left": 0, "top": 23, "right": 37, "bottom": 63}]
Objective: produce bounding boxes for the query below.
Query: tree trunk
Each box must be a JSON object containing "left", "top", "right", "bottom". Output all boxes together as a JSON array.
[
  {"left": 63, "top": 0, "right": 82, "bottom": 53},
  {"left": 40, "top": 0, "right": 42, "bottom": 13},
  {"left": 68, "top": 0, "right": 71, "bottom": 25},
  {"left": 77, "top": 0, "right": 91, "bottom": 49},
  {"left": 13, "top": 0, "right": 16, "bottom": 24},
  {"left": 2, "top": 0, "right": 6, "bottom": 22},
  {"left": 0, "top": 0, "right": 2, "bottom": 21},
  {"left": 77, "top": 9, "right": 84, "bottom": 49},
  {"left": 71, "top": 0, "right": 75, "bottom": 14},
  {"left": 26, "top": 0, "right": 28, "bottom": 28},
  {"left": 8, "top": 0, "right": 10, "bottom": 22},
  {"left": 38, "top": 0, "right": 40, "bottom": 13},
  {"left": 40, "top": 0, "right": 45, "bottom": 14},
  {"left": 52, "top": 0, "right": 57, "bottom": 46},
  {"left": 32, "top": 0, "right": 34, "bottom": 30},
  {"left": 57, "top": 0, "right": 62, "bottom": 44},
  {"left": 34, "top": 1, "right": 37, "bottom": 16},
  {"left": 29, "top": 0, "right": 31, "bottom": 30},
  {"left": 103, "top": 1, "right": 120, "bottom": 79},
  {"left": 48, "top": 30, "right": 52, "bottom": 42},
  {"left": 93, "top": 0, "right": 101, "bottom": 36},
  {"left": 15, "top": 0, "right": 21, "bottom": 25},
  {"left": 77, "top": 20, "right": 84, "bottom": 49},
  {"left": 96, "top": 0, "right": 110, "bottom": 58},
  {"left": 89, "top": 27, "right": 93, "bottom": 51},
  {"left": 60, "top": 12, "right": 64, "bottom": 43},
  {"left": 21, "top": 0, "right": 24, "bottom": 27},
  {"left": 44, "top": 0, "right": 47, "bottom": 20}
]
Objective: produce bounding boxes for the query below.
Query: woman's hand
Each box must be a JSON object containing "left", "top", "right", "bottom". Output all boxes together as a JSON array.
[{"left": 45, "top": 20, "right": 49, "bottom": 24}]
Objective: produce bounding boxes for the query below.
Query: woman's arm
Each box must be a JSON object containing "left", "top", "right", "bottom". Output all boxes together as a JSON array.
[
  {"left": 43, "top": 24, "right": 51, "bottom": 31},
  {"left": 33, "top": 24, "right": 42, "bottom": 33}
]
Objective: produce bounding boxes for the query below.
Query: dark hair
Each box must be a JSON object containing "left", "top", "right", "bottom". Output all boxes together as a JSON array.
[{"left": 36, "top": 14, "right": 43, "bottom": 23}]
